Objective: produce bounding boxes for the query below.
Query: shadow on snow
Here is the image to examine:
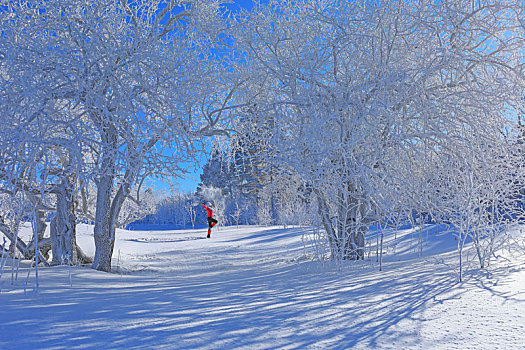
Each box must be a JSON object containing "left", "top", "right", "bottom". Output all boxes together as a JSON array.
[{"left": 1, "top": 224, "right": 518, "bottom": 349}]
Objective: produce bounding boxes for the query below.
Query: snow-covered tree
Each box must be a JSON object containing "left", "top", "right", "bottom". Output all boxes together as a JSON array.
[
  {"left": 0, "top": 0, "right": 98, "bottom": 264},
  {"left": 185, "top": 195, "right": 199, "bottom": 229},
  {"left": 1, "top": 0, "right": 244, "bottom": 271},
  {"left": 117, "top": 187, "right": 160, "bottom": 229},
  {"left": 231, "top": 0, "right": 523, "bottom": 260},
  {"left": 199, "top": 150, "right": 236, "bottom": 195}
]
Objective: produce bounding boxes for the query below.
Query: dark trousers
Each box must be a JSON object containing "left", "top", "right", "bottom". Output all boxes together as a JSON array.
[
  {"left": 207, "top": 217, "right": 217, "bottom": 237},
  {"left": 207, "top": 217, "right": 218, "bottom": 228}
]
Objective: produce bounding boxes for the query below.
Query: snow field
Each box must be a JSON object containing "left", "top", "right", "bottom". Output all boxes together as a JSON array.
[{"left": 1, "top": 224, "right": 525, "bottom": 349}]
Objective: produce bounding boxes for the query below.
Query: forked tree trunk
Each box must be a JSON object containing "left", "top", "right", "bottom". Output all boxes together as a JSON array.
[
  {"left": 92, "top": 171, "right": 132, "bottom": 272},
  {"left": 316, "top": 188, "right": 367, "bottom": 260},
  {"left": 338, "top": 189, "right": 366, "bottom": 260},
  {"left": 50, "top": 180, "right": 76, "bottom": 265},
  {"left": 27, "top": 209, "right": 52, "bottom": 260},
  {"left": 91, "top": 116, "right": 140, "bottom": 272},
  {"left": 50, "top": 178, "right": 92, "bottom": 265}
]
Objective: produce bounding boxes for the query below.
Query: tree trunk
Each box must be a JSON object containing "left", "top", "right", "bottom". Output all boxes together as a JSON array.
[
  {"left": 49, "top": 178, "right": 91, "bottom": 265},
  {"left": 0, "top": 221, "right": 29, "bottom": 258},
  {"left": 92, "top": 173, "right": 115, "bottom": 272},
  {"left": 91, "top": 122, "right": 119, "bottom": 272},
  {"left": 473, "top": 231, "right": 485, "bottom": 269},
  {"left": 92, "top": 172, "right": 132, "bottom": 272},
  {"left": 351, "top": 224, "right": 366, "bottom": 260},
  {"left": 315, "top": 188, "right": 367, "bottom": 261},
  {"left": 28, "top": 209, "right": 51, "bottom": 260},
  {"left": 50, "top": 179, "right": 77, "bottom": 265},
  {"left": 315, "top": 192, "right": 337, "bottom": 258},
  {"left": 0, "top": 221, "right": 50, "bottom": 265},
  {"left": 90, "top": 111, "right": 141, "bottom": 272},
  {"left": 338, "top": 188, "right": 366, "bottom": 260}
]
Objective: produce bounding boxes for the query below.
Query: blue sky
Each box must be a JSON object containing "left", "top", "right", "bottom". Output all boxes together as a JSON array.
[{"left": 227, "top": 0, "right": 257, "bottom": 12}]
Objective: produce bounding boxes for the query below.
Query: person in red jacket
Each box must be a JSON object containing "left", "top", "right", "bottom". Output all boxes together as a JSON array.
[{"left": 201, "top": 203, "right": 218, "bottom": 238}]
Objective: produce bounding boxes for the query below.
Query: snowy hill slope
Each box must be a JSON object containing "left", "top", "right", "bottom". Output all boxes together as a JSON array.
[{"left": 1, "top": 224, "right": 525, "bottom": 349}]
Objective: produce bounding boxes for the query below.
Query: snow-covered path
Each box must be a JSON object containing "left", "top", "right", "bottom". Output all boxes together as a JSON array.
[{"left": 1, "top": 225, "right": 524, "bottom": 349}]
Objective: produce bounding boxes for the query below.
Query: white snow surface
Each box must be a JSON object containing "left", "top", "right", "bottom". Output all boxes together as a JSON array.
[{"left": 1, "top": 224, "right": 525, "bottom": 349}]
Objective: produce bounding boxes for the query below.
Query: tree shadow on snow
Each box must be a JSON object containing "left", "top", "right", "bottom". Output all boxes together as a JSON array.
[
  {"left": 371, "top": 224, "right": 460, "bottom": 263},
  {"left": 227, "top": 226, "right": 307, "bottom": 244},
  {"left": 1, "top": 224, "right": 512, "bottom": 349},
  {"left": 0, "top": 258, "right": 465, "bottom": 349}
]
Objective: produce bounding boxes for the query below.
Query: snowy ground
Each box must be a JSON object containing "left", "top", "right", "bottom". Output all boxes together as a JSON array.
[{"left": 1, "top": 223, "right": 525, "bottom": 349}]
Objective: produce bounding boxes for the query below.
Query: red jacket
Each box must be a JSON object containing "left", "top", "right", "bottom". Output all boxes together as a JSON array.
[{"left": 201, "top": 204, "right": 213, "bottom": 218}]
